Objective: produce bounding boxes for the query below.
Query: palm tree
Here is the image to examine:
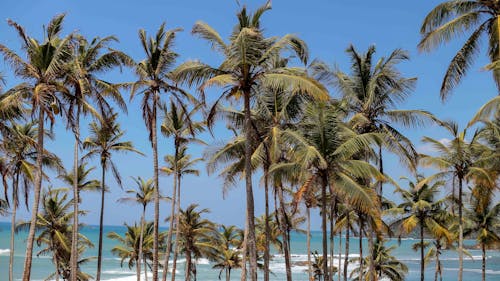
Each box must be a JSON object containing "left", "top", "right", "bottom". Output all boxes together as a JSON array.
[
  {"left": 130, "top": 23, "right": 190, "bottom": 281},
  {"left": 16, "top": 188, "right": 94, "bottom": 281},
  {"left": 465, "top": 184, "right": 500, "bottom": 281},
  {"left": 0, "top": 15, "right": 73, "bottom": 280},
  {"left": 389, "top": 175, "right": 453, "bottom": 281},
  {"left": 177, "top": 204, "right": 216, "bottom": 281},
  {"left": 419, "top": 120, "right": 495, "bottom": 281},
  {"left": 211, "top": 225, "right": 243, "bottom": 281},
  {"left": 57, "top": 162, "right": 101, "bottom": 195},
  {"left": 419, "top": 0, "right": 500, "bottom": 99},
  {"left": 161, "top": 147, "right": 202, "bottom": 281},
  {"left": 2, "top": 122, "right": 62, "bottom": 281},
  {"left": 160, "top": 100, "right": 205, "bottom": 281},
  {"left": 275, "top": 100, "right": 383, "bottom": 281},
  {"left": 118, "top": 176, "right": 155, "bottom": 281},
  {"left": 64, "top": 34, "right": 132, "bottom": 281},
  {"left": 350, "top": 239, "right": 408, "bottom": 281},
  {"left": 108, "top": 222, "right": 162, "bottom": 280},
  {"left": 174, "top": 3, "right": 328, "bottom": 278},
  {"left": 83, "top": 112, "right": 142, "bottom": 280}
]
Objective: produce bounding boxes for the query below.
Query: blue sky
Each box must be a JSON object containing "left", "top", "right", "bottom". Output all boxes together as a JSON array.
[{"left": 0, "top": 0, "right": 497, "bottom": 230}]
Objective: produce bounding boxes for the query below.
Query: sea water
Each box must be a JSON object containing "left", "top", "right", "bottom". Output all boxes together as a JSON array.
[{"left": 0, "top": 222, "right": 499, "bottom": 281}]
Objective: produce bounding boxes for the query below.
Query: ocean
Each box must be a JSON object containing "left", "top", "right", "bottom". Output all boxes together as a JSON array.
[{"left": 0, "top": 222, "right": 499, "bottom": 281}]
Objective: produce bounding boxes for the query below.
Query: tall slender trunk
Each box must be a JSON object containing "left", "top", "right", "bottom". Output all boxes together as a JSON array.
[
  {"left": 307, "top": 207, "right": 312, "bottom": 281},
  {"left": 240, "top": 215, "right": 248, "bottom": 281},
  {"left": 458, "top": 177, "right": 463, "bottom": 281},
  {"left": 97, "top": 161, "right": 107, "bottom": 281},
  {"left": 138, "top": 205, "right": 146, "bottom": 281},
  {"left": 321, "top": 173, "right": 329, "bottom": 281},
  {"left": 434, "top": 240, "right": 442, "bottom": 281},
  {"left": 329, "top": 202, "right": 335, "bottom": 281},
  {"left": 420, "top": 220, "right": 424, "bottom": 281},
  {"left": 70, "top": 109, "right": 81, "bottom": 281},
  {"left": 163, "top": 142, "right": 179, "bottom": 281},
  {"left": 343, "top": 212, "right": 349, "bottom": 281},
  {"left": 226, "top": 268, "right": 230, "bottom": 281},
  {"left": 338, "top": 229, "right": 342, "bottom": 281},
  {"left": 243, "top": 90, "right": 257, "bottom": 281},
  {"left": 54, "top": 250, "right": 60, "bottom": 281},
  {"left": 263, "top": 163, "right": 270, "bottom": 281},
  {"left": 451, "top": 176, "right": 456, "bottom": 216},
  {"left": 145, "top": 256, "right": 149, "bottom": 281},
  {"left": 22, "top": 109, "right": 45, "bottom": 281},
  {"left": 152, "top": 93, "right": 160, "bottom": 281},
  {"left": 359, "top": 220, "right": 364, "bottom": 281},
  {"left": 171, "top": 172, "right": 182, "bottom": 281},
  {"left": 277, "top": 184, "right": 292, "bottom": 281},
  {"left": 481, "top": 243, "right": 486, "bottom": 281},
  {"left": 137, "top": 257, "right": 141, "bottom": 281},
  {"left": 368, "top": 229, "right": 375, "bottom": 281},
  {"left": 9, "top": 173, "right": 19, "bottom": 281},
  {"left": 185, "top": 245, "right": 192, "bottom": 281}
]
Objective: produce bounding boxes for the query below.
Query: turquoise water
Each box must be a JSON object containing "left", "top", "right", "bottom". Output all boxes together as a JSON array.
[{"left": 1, "top": 222, "right": 499, "bottom": 280}]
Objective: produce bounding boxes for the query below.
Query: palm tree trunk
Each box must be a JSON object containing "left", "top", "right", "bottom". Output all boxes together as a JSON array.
[
  {"left": 451, "top": 176, "right": 456, "bottom": 216},
  {"left": 97, "top": 161, "right": 107, "bottom": 281},
  {"left": 307, "top": 207, "right": 312, "bottom": 281},
  {"left": 22, "top": 109, "right": 45, "bottom": 281},
  {"left": 137, "top": 257, "right": 141, "bottom": 281},
  {"left": 420, "top": 220, "right": 424, "bottom": 281},
  {"left": 482, "top": 243, "right": 486, "bottom": 281},
  {"left": 240, "top": 217, "right": 248, "bottom": 281},
  {"left": 263, "top": 163, "right": 270, "bottom": 281},
  {"left": 359, "top": 221, "right": 363, "bottom": 281},
  {"left": 243, "top": 90, "right": 257, "bottom": 281},
  {"left": 321, "top": 173, "right": 329, "bottom": 281},
  {"left": 163, "top": 142, "right": 179, "bottom": 281},
  {"left": 138, "top": 206, "right": 146, "bottom": 281},
  {"left": 145, "top": 257, "right": 149, "bottom": 281},
  {"left": 458, "top": 177, "right": 463, "bottom": 281},
  {"left": 54, "top": 251, "right": 60, "bottom": 281},
  {"left": 343, "top": 213, "right": 349, "bottom": 281},
  {"left": 152, "top": 93, "right": 160, "bottom": 281},
  {"left": 338, "top": 229, "right": 342, "bottom": 281},
  {"left": 185, "top": 246, "right": 192, "bottom": 281},
  {"left": 9, "top": 174, "right": 19, "bottom": 281},
  {"left": 368, "top": 229, "right": 376, "bottom": 281},
  {"left": 171, "top": 173, "right": 182, "bottom": 281},
  {"left": 277, "top": 184, "right": 292, "bottom": 281},
  {"left": 226, "top": 268, "right": 230, "bottom": 281},
  {"left": 70, "top": 108, "right": 81, "bottom": 281},
  {"left": 329, "top": 202, "right": 335, "bottom": 281}
]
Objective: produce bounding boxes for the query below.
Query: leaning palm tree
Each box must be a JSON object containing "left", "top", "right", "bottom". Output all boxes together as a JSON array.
[
  {"left": 465, "top": 184, "right": 500, "bottom": 281},
  {"left": 118, "top": 176, "right": 155, "bottom": 281},
  {"left": 174, "top": 2, "right": 328, "bottom": 279},
  {"left": 419, "top": 0, "right": 500, "bottom": 99},
  {"left": 83, "top": 112, "right": 142, "bottom": 280},
  {"left": 0, "top": 15, "right": 73, "bottom": 280},
  {"left": 64, "top": 34, "right": 132, "bottom": 281},
  {"left": 160, "top": 100, "right": 205, "bottom": 281},
  {"left": 419, "top": 120, "right": 496, "bottom": 281},
  {"left": 161, "top": 147, "right": 202, "bottom": 281},
  {"left": 130, "top": 23, "right": 191, "bottom": 281},
  {"left": 389, "top": 175, "right": 453, "bottom": 281}
]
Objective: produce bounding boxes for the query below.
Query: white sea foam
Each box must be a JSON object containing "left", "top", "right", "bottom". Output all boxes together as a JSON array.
[
  {"left": 196, "top": 258, "right": 210, "bottom": 265},
  {"left": 444, "top": 268, "right": 500, "bottom": 275},
  {"left": 103, "top": 270, "right": 136, "bottom": 275},
  {"left": 0, "top": 248, "right": 10, "bottom": 255}
]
